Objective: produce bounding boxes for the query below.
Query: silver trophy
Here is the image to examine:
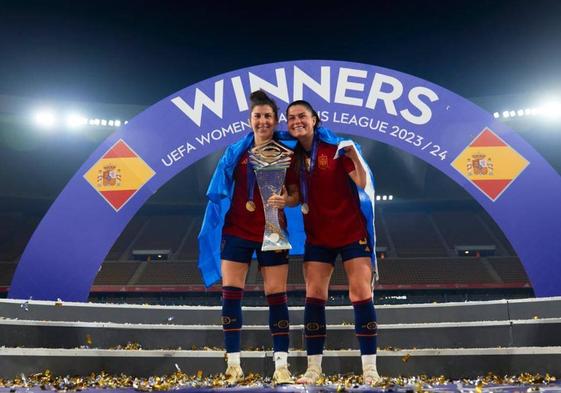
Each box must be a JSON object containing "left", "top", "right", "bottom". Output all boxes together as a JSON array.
[{"left": 249, "top": 140, "right": 293, "bottom": 251}]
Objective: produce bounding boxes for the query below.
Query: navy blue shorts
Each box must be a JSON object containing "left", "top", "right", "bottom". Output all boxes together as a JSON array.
[
  {"left": 304, "top": 238, "right": 371, "bottom": 264},
  {"left": 221, "top": 235, "right": 289, "bottom": 267}
]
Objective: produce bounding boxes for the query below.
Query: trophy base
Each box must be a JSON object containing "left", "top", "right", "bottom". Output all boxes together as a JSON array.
[{"left": 261, "top": 231, "right": 292, "bottom": 251}]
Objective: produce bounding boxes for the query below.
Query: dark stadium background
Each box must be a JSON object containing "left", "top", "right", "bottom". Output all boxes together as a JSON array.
[{"left": 1, "top": 0, "right": 560, "bottom": 304}]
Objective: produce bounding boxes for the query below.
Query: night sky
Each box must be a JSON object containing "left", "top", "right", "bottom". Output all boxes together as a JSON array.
[{"left": 1, "top": 0, "right": 561, "bottom": 106}]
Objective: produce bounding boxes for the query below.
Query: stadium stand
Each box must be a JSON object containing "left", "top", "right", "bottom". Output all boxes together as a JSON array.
[
  {"left": 0, "top": 263, "right": 16, "bottom": 286},
  {"left": 106, "top": 216, "right": 149, "bottom": 260},
  {"left": 175, "top": 215, "right": 204, "bottom": 260},
  {"left": 432, "top": 210, "right": 497, "bottom": 250},
  {"left": 384, "top": 211, "right": 449, "bottom": 257},
  {"left": 129, "top": 214, "right": 192, "bottom": 253},
  {"left": 377, "top": 257, "right": 498, "bottom": 285},
  {"left": 93, "top": 261, "right": 142, "bottom": 285},
  {"left": 0, "top": 213, "right": 40, "bottom": 262},
  {"left": 487, "top": 256, "right": 530, "bottom": 283},
  {"left": 134, "top": 261, "right": 202, "bottom": 285}
]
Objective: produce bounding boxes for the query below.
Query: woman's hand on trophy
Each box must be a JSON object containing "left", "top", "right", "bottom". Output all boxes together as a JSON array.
[{"left": 267, "top": 186, "right": 288, "bottom": 209}]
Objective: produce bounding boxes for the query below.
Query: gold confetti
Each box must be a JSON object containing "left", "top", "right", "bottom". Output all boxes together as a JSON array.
[
  {"left": 0, "top": 370, "right": 559, "bottom": 390},
  {"left": 475, "top": 380, "right": 483, "bottom": 393}
]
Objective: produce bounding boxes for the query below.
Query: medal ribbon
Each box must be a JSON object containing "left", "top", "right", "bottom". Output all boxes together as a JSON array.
[
  {"left": 246, "top": 151, "right": 256, "bottom": 207},
  {"left": 299, "top": 132, "right": 319, "bottom": 210}
]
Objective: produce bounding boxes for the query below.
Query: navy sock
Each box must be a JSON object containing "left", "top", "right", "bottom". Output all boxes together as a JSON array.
[
  {"left": 352, "top": 297, "right": 377, "bottom": 355},
  {"left": 267, "top": 292, "right": 290, "bottom": 353},
  {"left": 222, "top": 286, "right": 243, "bottom": 353},
  {"left": 304, "top": 297, "right": 326, "bottom": 355}
]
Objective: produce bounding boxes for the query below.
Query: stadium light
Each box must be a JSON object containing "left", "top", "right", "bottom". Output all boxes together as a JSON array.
[
  {"left": 66, "top": 113, "right": 88, "bottom": 129},
  {"left": 33, "top": 109, "right": 57, "bottom": 129},
  {"left": 540, "top": 100, "right": 561, "bottom": 119},
  {"left": 495, "top": 97, "right": 561, "bottom": 121},
  {"left": 31, "top": 104, "right": 127, "bottom": 131},
  {"left": 375, "top": 194, "right": 394, "bottom": 202}
]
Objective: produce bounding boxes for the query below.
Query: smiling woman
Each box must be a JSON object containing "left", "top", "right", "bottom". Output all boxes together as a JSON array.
[
  {"left": 197, "top": 90, "right": 299, "bottom": 385},
  {"left": 286, "top": 99, "right": 379, "bottom": 385}
]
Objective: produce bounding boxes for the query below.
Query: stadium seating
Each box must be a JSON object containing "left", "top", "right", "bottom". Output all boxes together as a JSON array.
[
  {"left": 384, "top": 211, "right": 449, "bottom": 257},
  {"left": 0, "top": 203, "right": 531, "bottom": 297}
]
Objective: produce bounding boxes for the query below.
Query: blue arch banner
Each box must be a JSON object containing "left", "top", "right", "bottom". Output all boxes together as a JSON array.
[{"left": 9, "top": 60, "right": 561, "bottom": 301}]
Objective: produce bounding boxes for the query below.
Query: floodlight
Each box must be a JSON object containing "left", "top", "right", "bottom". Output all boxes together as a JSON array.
[
  {"left": 66, "top": 113, "right": 88, "bottom": 129},
  {"left": 540, "top": 101, "right": 561, "bottom": 119},
  {"left": 33, "top": 109, "right": 56, "bottom": 129}
]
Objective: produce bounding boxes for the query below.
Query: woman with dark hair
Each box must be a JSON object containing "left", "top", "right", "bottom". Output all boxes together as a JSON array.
[
  {"left": 198, "top": 91, "right": 298, "bottom": 385},
  {"left": 286, "top": 100, "right": 380, "bottom": 385}
]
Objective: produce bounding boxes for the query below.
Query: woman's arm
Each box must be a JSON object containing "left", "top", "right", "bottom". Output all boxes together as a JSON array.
[{"left": 345, "top": 146, "right": 367, "bottom": 189}]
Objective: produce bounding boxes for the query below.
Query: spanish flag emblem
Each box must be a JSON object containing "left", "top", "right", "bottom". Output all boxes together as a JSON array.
[
  {"left": 84, "top": 139, "right": 155, "bottom": 211},
  {"left": 451, "top": 128, "right": 529, "bottom": 201}
]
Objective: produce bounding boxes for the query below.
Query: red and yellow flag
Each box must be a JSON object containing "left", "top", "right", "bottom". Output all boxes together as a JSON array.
[
  {"left": 451, "top": 128, "right": 529, "bottom": 201},
  {"left": 84, "top": 139, "right": 155, "bottom": 211}
]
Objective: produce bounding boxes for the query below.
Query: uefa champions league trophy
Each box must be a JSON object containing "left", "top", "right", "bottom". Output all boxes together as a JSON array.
[{"left": 249, "top": 140, "right": 293, "bottom": 251}]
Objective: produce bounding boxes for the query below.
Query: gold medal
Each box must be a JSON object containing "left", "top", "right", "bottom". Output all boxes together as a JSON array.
[
  {"left": 305, "top": 157, "right": 311, "bottom": 171},
  {"left": 301, "top": 203, "right": 309, "bottom": 214},
  {"left": 245, "top": 201, "right": 256, "bottom": 212}
]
